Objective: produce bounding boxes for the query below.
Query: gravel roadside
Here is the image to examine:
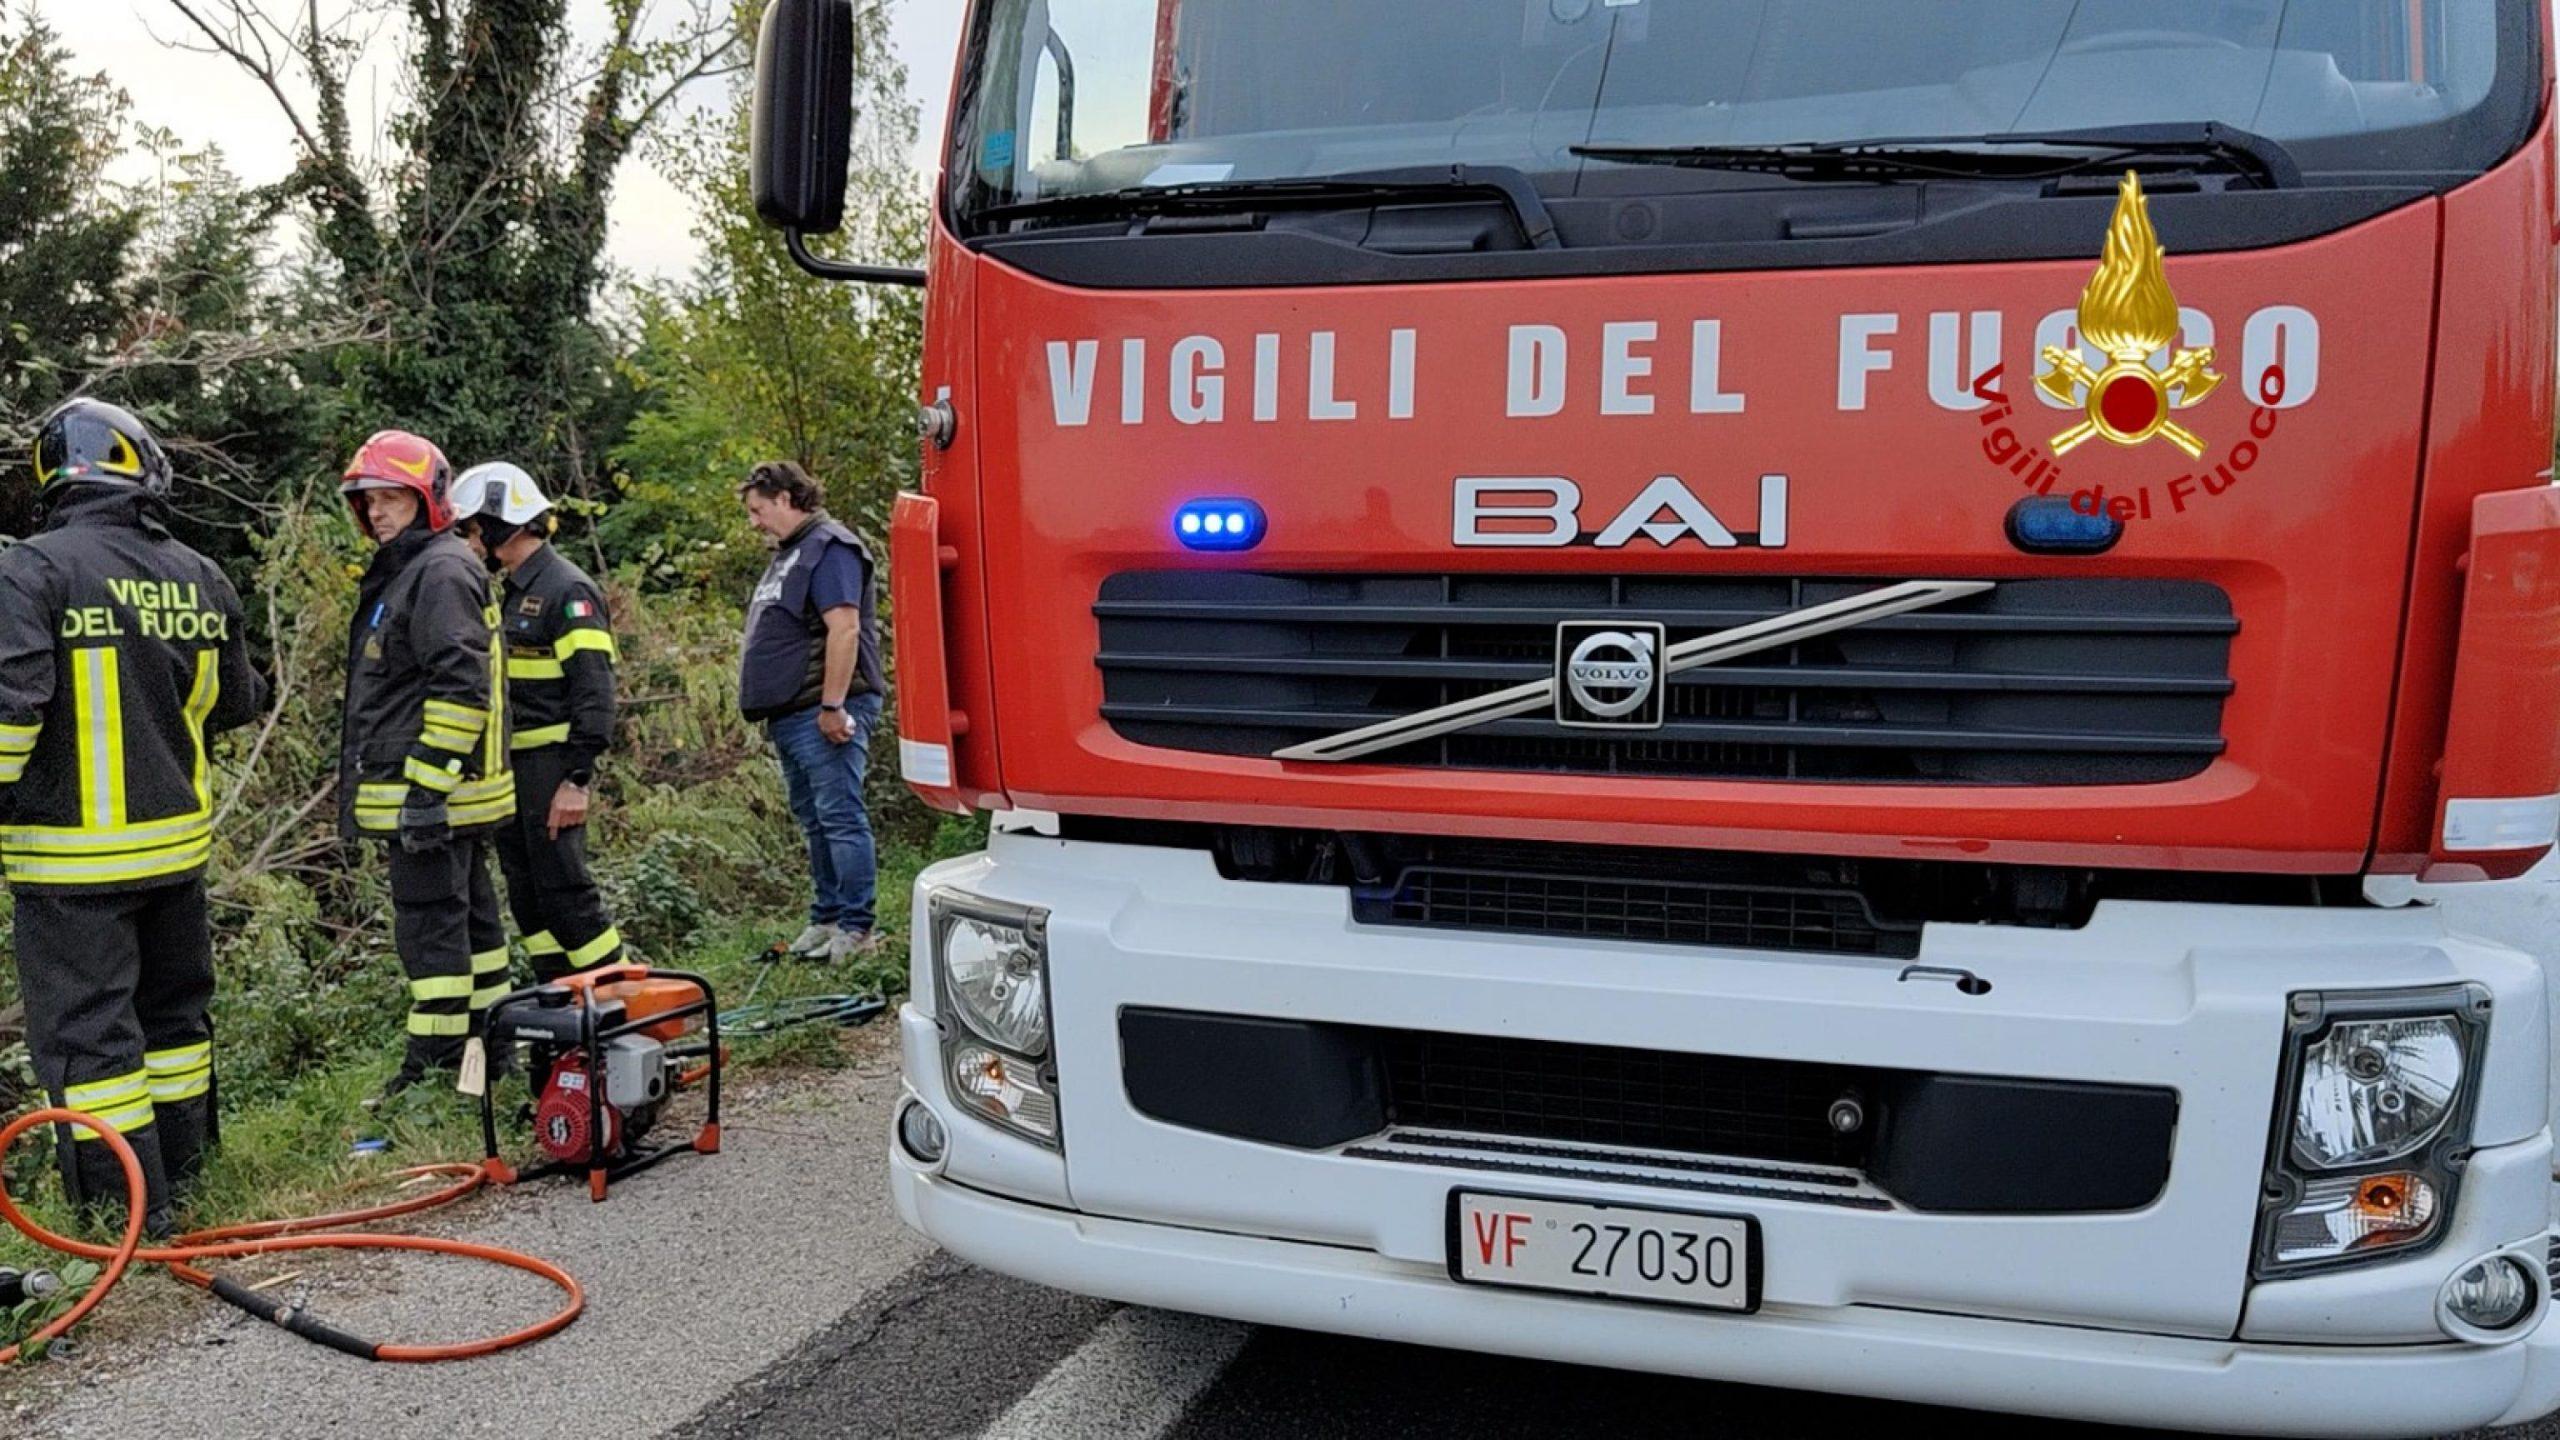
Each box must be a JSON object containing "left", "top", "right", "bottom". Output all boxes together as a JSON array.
[{"left": 13, "top": 1019, "right": 927, "bottom": 1440}]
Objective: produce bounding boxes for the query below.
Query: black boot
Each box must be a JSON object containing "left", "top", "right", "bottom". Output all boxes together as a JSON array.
[{"left": 66, "top": 1131, "right": 173, "bottom": 1239}]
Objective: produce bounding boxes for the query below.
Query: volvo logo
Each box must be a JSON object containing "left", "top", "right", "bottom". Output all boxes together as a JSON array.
[{"left": 1555, "top": 621, "right": 1667, "bottom": 730}]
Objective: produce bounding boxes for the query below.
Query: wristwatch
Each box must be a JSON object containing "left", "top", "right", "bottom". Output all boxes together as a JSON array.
[{"left": 820, "top": 701, "right": 846, "bottom": 713}]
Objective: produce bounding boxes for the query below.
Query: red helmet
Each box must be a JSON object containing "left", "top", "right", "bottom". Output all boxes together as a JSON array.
[{"left": 341, "top": 430, "right": 455, "bottom": 533}]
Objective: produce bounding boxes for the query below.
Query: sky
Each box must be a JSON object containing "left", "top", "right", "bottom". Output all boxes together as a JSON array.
[{"left": 37, "top": 0, "right": 973, "bottom": 282}]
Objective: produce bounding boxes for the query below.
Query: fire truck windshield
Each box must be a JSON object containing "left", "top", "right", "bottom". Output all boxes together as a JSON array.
[{"left": 948, "top": 0, "right": 2536, "bottom": 230}]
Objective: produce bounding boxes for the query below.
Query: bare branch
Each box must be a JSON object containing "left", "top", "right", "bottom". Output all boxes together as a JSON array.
[
  {"left": 630, "top": 32, "right": 750, "bottom": 139},
  {"left": 161, "top": 0, "right": 326, "bottom": 163}
]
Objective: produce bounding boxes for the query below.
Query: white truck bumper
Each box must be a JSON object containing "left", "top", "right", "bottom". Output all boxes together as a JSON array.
[{"left": 889, "top": 831, "right": 2560, "bottom": 1436}]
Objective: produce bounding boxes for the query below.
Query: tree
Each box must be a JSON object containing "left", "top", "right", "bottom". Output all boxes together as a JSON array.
[
  {"left": 608, "top": 0, "right": 922, "bottom": 591},
  {"left": 163, "top": 0, "right": 748, "bottom": 486},
  {"left": 0, "top": 11, "right": 142, "bottom": 534},
  {"left": 113, "top": 138, "right": 368, "bottom": 564}
]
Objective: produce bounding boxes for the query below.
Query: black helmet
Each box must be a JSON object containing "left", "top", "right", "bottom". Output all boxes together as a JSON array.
[{"left": 34, "top": 398, "right": 173, "bottom": 499}]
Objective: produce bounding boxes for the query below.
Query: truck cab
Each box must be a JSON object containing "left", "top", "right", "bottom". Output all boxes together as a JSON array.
[{"left": 754, "top": 3, "right": 2560, "bottom": 1431}]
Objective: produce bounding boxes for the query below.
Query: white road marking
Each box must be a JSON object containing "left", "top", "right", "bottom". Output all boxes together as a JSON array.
[{"left": 977, "top": 1308, "right": 1250, "bottom": 1440}]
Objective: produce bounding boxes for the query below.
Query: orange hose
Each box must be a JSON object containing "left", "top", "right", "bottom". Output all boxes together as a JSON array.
[{"left": 0, "top": 1107, "right": 582, "bottom": 1363}]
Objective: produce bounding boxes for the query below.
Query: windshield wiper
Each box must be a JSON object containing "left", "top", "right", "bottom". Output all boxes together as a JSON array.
[
  {"left": 1573, "top": 123, "right": 2300, "bottom": 191},
  {"left": 974, "top": 164, "right": 1561, "bottom": 248}
]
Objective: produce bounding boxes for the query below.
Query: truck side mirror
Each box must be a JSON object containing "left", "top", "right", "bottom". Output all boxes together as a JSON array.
[
  {"left": 749, "top": 0, "right": 926, "bottom": 286},
  {"left": 751, "top": 0, "right": 852, "bottom": 234}
]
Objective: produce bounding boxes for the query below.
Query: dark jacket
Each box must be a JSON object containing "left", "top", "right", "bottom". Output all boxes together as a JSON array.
[
  {"left": 0, "top": 487, "right": 266, "bottom": 891},
  {"left": 500, "top": 543, "right": 617, "bottom": 781},
  {"left": 737, "top": 512, "right": 882, "bottom": 723},
  {"left": 338, "top": 526, "right": 513, "bottom": 841}
]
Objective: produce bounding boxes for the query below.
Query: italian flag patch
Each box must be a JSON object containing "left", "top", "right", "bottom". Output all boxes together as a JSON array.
[{"left": 567, "top": 600, "right": 594, "bottom": 619}]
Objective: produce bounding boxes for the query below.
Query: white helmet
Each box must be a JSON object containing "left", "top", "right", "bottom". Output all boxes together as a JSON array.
[{"left": 451, "top": 461, "right": 554, "bottom": 528}]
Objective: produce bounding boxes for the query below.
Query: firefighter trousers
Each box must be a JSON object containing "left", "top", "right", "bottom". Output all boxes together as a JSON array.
[
  {"left": 384, "top": 836, "right": 509, "bottom": 1077},
  {"left": 10, "top": 879, "right": 216, "bottom": 1226},
  {"left": 493, "top": 747, "right": 623, "bottom": 981}
]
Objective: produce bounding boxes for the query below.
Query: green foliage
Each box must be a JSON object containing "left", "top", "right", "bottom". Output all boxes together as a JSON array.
[
  {"left": 0, "top": 12, "right": 140, "bottom": 537},
  {"left": 608, "top": 3, "right": 924, "bottom": 579},
  {"left": 0, "top": 0, "right": 957, "bottom": 1322},
  {"left": 1, "top": 1257, "right": 97, "bottom": 1356},
  {"left": 251, "top": 0, "right": 755, "bottom": 493}
]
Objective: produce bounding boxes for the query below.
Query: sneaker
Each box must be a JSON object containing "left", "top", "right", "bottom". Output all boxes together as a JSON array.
[
  {"left": 785, "top": 923, "right": 840, "bottom": 958},
  {"left": 822, "top": 929, "right": 887, "bottom": 963}
]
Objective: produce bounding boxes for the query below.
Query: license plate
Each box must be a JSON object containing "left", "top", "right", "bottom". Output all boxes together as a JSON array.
[{"left": 1448, "top": 1191, "right": 1758, "bottom": 1312}]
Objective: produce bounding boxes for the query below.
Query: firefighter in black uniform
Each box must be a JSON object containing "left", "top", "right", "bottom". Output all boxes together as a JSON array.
[
  {"left": 451, "top": 462, "right": 625, "bottom": 979},
  {"left": 336, "top": 431, "right": 515, "bottom": 1102},
  {"left": 0, "top": 399, "right": 265, "bottom": 1229}
]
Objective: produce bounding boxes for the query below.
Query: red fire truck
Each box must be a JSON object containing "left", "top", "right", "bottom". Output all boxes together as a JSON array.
[{"left": 751, "top": 3, "right": 2560, "bottom": 1432}]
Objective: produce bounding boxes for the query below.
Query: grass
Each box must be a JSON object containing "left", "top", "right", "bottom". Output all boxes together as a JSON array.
[{"left": 0, "top": 825, "right": 966, "bottom": 1367}]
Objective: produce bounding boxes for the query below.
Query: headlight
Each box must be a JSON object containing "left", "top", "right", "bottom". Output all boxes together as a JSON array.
[
  {"left": 932, "top": 893, "right": 1050, "bottom": 1057},
  {"left": 2443, "top": 1256, "right": 2539, "bottom": 1335},
  {"left": 2290, "top": 1016, "right": 2466, "bottom": 1170},
  {"left": 929, "top": 890, "right": 1061, "bottom": 1150},
  {"left": 2267, "top": 1172, "right": 2441, "bottom": 1267},
  {"left": 2256, "top": 987, "right": 2489, "bottom": 1278},
  {"left": 951, "top": 1043, "right": 1058, "bottom": 1143}
]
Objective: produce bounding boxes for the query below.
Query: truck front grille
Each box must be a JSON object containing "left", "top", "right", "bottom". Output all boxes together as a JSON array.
[
  {"left": 1354, "top": 840, "right": 1922, "bottom": 958},
  {"left": 1383, "top": 1029, "right": 1862, "bottom": 1169},
  {"left": 1122, "top": 1008, "right": 2180, "bottom": 1213},
  {"left": 1095, "top": 572, "right": 2236, "bottom": 784}
]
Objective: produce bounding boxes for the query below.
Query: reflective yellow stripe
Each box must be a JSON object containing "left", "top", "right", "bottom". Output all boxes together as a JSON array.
[
  {"left": 71, "top": 647, "right": 126, "bottom": 829},
  {"left": 66, "top": 1071, "right": 149, "bottom": 1106},
  {"left": 484, "top": 618, "right": 508, "bottom": 774},
  {"left": 0, "top": 719, "right": 39, "bottom": 745},
  {"left": 419, "top": 725, "right": 476, "bottom": 754},
  {"left": 145, "top": 1042, "right": 212, "bottom": 1073},
  {"left": 450, "top": 774, "right": 515, "bottom": 826},
  {"left": 406, "top": 1011, "right": 471, "bottom": 1037},
  {"left": 0, "top": 756, "right": 26, "bottom": 785},
  {"left": 410, "top": 974, "right": 474, "bottom": 1002},
  {"left": 4, "top": 837, "right": 211, "bottom": 885},
  {"left": 184, "top": 650, "right": 219, "bottom": 810},
  {"left": 473, "top": 948, "right": 512, "bottom": 1004},
  {"left": 512, "top": 723, "right": 571, "bottom": 750},
  {"left": 356, "top": 780, "right": 409, "bottom": 834},
  {"left": 148, "top": 1067, "right": 212, "bottom": 1102},
  {"left": 506, "top": 656, "right": 565, "bottom": 682},
  {"left": 66, "top": 1098, "right": 155, "bottom": 1139},
  {"left": 404, "top": 755, "right": 463, "bottom": 792},
  {"left": 524, "top": 931, "right": 562, "bottom": 956},
  {"left": 3, "top": 810, "right": 212, "bottom": 854},
  {"left": 555, "top": 628, "right": 618, "bottom": 662},
  {"left": 565, "top": 927, "right": 624, "bottom": 968},
  {"left": 470, "top": 947, "right": 513, "bottom": 1007},
  {"left": 422, "top": 699, "right": 487, "bottom": 731}
]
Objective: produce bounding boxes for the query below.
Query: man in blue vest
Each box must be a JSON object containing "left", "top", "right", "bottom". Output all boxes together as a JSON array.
[{"left": 736, "top": 461, "right": 885, "bottom": 962}]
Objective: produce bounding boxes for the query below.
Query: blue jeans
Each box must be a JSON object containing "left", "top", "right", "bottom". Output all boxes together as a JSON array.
[{"left": 769, "top": 692, "right": 883, "bottom": 933}]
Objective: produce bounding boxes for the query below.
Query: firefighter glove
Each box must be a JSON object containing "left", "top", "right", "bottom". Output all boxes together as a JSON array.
[{"left": 400, "top": 795, "right": 451, "bottom": 853}]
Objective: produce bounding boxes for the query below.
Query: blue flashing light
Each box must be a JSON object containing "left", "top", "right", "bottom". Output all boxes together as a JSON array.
[
  {"left": 2006, "top": 496, "right": 2121, "bottom": 555},
  {"left": 1175, "top": 497, "right": 1266, "bottom": 551}
]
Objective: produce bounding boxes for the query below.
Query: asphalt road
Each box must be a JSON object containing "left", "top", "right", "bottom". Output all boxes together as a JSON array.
[{"left": 18, "top": 867, "right": 2559, "bottom": 1440}]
